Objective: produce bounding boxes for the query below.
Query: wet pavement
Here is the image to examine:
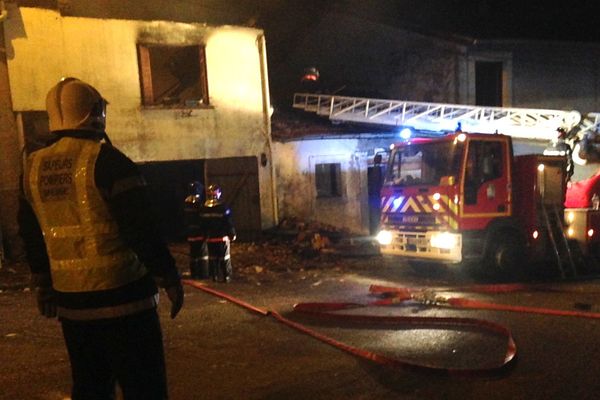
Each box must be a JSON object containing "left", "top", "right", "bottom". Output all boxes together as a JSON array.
[{"left": 2, "top": 241, "right": 600, "bottom": 399}]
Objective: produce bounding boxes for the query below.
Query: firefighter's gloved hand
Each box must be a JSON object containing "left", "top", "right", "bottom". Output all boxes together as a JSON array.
[
  {"left": 165, "top": 282, "right": 184, "bottom": 319},
  {"left": 35, "top": 286, "right": 57, "bottom": 318}
]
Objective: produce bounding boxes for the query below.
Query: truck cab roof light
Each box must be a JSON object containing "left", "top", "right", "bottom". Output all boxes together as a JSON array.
[{"left": 399, "top": 128, "right": 412, "bottom": 140}]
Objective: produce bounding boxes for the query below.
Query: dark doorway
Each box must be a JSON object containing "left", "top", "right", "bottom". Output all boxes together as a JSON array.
[
  {"left": 205, "top": 157, "right": 262, "bottom": 242},
  {"left": 367, "top": 152, "right": 387, "bottom": 235},
  {"left": 475, "top": 61, "right": 503, "bottom": 107},
  {"left": 367, "top": 163, "right": 384, "bottom": 235},
  {"left": 138, "top": 160, "right": 204, "bottom": 242}
]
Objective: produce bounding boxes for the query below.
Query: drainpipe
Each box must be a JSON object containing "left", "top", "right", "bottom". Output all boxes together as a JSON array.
[
  {"left": 0, "top": 0, "right": 7, "bottom": 267},
  {"left": 257, "top": 33, "right": 279, "bottom": 226},
  {"left": 0, "top": 1, "right": 6, "bottom": 22}
]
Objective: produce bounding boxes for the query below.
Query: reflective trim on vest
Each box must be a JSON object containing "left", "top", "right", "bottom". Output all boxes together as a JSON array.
[
  {"left": 58, "top": 294, "right": 159, "bottom": 321},
  {"left": 24, "top": 137, "right": 147, "bottom": 292}
]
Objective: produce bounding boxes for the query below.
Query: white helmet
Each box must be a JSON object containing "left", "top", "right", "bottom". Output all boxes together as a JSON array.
[{"left": 46, "top": 77, "right": 107, "bottom": 133}]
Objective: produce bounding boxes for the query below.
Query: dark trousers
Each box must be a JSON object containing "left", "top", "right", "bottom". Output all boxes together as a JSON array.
[
  {"left": 188, "top": 240, "right": 208, "bottom": 279},
  {"left": 61, "top": 309, "right": 168, "bottom": 400},
  {"left": 207, "top": 241, "right": 232, "bottom": 281}
]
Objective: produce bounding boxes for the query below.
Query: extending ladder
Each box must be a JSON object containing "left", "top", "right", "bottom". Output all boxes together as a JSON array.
[{"left": 293, "top": 93, "right": 584, "bottom": 141}]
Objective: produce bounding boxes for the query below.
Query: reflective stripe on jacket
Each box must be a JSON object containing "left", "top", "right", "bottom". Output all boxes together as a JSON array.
[{"left": 23, "top": 137, "right": 147, "bottom": 292}]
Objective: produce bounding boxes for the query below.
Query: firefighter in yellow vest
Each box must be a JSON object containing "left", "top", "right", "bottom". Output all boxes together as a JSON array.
[{"left": 18, "top": 77, "right": 184, "bottom": 400}]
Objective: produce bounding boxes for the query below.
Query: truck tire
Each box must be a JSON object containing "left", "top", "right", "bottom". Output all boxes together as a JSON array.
[{"left": 483, "top": 231, "right": 525, "bottom": 280}]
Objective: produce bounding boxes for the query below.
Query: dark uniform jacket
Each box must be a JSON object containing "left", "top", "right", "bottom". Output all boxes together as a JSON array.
[{"left": 197, "top": 203, "right": 236, "bottom": 240}]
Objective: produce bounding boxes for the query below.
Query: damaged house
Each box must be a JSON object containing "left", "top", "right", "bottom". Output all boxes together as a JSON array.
[{"left": 0, "top": 2, "right": 276, "bottom": 259}]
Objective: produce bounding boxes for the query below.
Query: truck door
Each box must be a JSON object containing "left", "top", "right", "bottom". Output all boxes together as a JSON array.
[{"left": 462, "top": 138, "right": 511, "bottom": 229}]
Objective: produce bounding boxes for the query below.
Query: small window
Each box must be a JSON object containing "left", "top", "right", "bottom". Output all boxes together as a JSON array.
[
  {"left": 137, "top": 44, "right": 209, "bottom": 107},
  {"left": 315, "top": 163, "right": 342, "bottom": 198}
]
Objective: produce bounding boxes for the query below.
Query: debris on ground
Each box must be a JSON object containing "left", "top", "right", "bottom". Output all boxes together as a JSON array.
[
  {"left": 264, "top": 217, "right": 380, "bottom": 258},
  {"left": 1, "top": 218, "right": 382, "bottom": 290}
]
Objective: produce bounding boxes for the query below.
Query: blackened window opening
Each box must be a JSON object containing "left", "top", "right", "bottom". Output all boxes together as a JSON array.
[{"left": 137, "top": 44, "right": 209, "bottom": 107}]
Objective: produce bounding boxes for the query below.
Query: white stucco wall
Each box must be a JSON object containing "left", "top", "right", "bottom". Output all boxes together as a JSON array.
[
  {"left": 273, "top": 139, "right": 370, "bottom": 234},
  {"left": 3, "top": 5, "right": 275, "bottom": 228}
]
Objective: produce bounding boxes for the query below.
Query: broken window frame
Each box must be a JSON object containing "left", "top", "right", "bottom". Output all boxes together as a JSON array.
[{"left": 137, "top": 43, "right": 209, "bottom": 108}]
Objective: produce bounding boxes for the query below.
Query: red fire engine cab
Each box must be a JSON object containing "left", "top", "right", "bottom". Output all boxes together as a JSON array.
[{"left": 375, "top": 131, "right": 572, "bottom": 277}]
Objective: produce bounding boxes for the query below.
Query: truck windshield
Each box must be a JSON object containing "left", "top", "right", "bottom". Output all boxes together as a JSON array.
[{"left": 384, "top": 141, "right": 464, "bottom": 186}]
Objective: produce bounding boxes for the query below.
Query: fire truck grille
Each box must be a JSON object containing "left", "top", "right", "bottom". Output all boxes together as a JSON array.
[
  {"left": 380, "top": 193, "right": 458, "bottom": 230},
  {"left": 386, "top": 213, "right": 438, "bottom": 229}
]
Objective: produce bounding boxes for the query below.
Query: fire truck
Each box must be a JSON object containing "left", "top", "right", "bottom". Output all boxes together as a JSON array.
[{"left": 293, "top": 93, "right": 600, "bottom": 278}]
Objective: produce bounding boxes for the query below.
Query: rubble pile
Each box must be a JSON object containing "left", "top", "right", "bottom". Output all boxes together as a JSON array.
[{"left": 265, "top": 217, "right": 377, "bottom": 257}]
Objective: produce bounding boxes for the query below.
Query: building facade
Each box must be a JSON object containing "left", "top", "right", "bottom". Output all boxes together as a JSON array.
[{"left": 0, "top": 4, "right": 275, "bottom": 257}]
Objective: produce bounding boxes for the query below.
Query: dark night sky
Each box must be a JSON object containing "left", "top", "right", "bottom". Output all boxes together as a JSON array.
[{"left": 427, "top": 0, "right": 600, "bottom": 43}]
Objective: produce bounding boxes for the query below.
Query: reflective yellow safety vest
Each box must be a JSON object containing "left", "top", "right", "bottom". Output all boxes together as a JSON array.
[{"left": 23, "top": 137, "right": 147, "bottom": 293}]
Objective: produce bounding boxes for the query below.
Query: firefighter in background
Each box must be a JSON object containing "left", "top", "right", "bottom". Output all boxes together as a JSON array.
[
  {"left": 367, "top": 153, "right": 384, "bottom": 234},
  {"left": 183, "top": 181, "right": 208, "bottom": 279},
  {"left": 18, "top": 77, "right": 183, "bottom": 399},
  {"left": 197, "top": 184, "right": 236, "bottom": 282}
]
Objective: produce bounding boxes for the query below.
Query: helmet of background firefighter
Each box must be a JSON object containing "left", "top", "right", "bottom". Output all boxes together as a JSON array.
[
  {"left": 205, "top": 184, "right": 223, "bottom": 207},
  {"left": 46, "top": 77, "right": 107, "bottom": 134},
  {"left": 187, "top": 181, "right": 204, "bottom": 196},
  {"left": 184, "top": 181, "right": 204, "bottom": 205}
]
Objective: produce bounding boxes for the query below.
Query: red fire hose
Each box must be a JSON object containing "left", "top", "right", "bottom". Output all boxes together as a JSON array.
[
  {"left": 369, "top": 284, "right": 600, "bottom": 319},
  {"left": 184, "top": 280, "right": 522, "bottom": 375},
  {"left": 182, "top": 279, "right": 600, "bottom": 375}
]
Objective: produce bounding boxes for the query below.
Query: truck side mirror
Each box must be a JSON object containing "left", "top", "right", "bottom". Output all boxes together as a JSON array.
[{"left": 374, "top": 154, "right": 382, "bottom": 165}]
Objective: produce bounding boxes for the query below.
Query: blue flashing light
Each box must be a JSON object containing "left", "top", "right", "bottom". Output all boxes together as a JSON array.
[{"left": 399, "top": 128, "right": 412, "bottom": 140}]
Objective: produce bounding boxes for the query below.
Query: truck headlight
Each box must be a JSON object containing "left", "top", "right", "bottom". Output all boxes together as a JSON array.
[
  {"left": 430, "top": 232, "right": 459, "bottom": 250},
  {"left": 376, "top": 230, "right": 393, "bottom": 245}
]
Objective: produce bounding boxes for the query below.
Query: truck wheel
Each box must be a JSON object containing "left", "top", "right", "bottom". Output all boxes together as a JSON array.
[{"left": 484, "top": 231, "right": 524, "bottom": 280}]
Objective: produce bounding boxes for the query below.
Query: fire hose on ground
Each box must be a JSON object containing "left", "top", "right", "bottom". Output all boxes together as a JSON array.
[{"left": 183, "top": 279, "right": 600, "bottom": 376}]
